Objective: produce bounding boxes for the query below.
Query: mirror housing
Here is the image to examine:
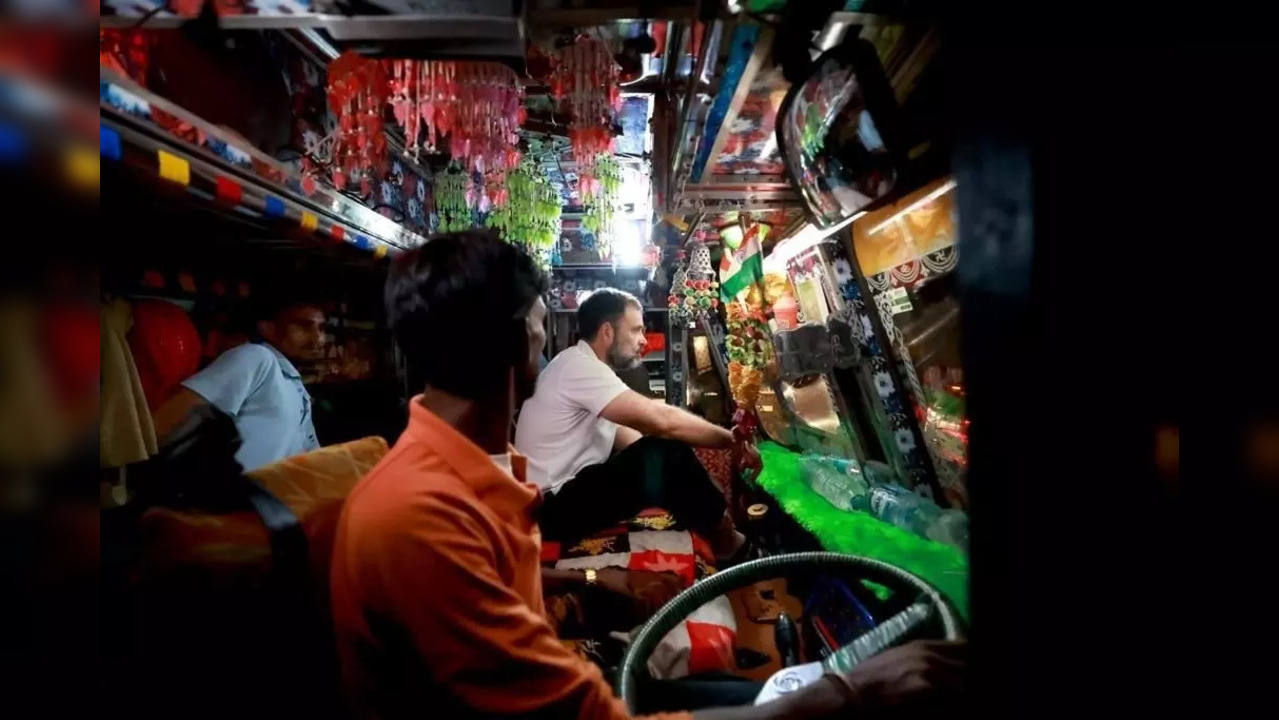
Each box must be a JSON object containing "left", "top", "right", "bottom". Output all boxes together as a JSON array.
[{"left": 776, "top": 38, "right": 907, "bottom": 229}]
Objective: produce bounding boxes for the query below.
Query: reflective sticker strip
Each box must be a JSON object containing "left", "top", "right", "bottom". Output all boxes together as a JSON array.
[{"left": 156, "top": 150, "right": 189, "bottom": 185}]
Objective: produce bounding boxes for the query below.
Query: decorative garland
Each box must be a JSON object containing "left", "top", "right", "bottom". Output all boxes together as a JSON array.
[
  {"left": 434, "top": 168, "right": 475, "bottom": 234},
  {"left": 725, "top": 301, "right": 771, "bottom": 410},
  {"left": 326, "top": 51, "right": 389, "bottom": 194},
  {"left": 580, "top": 153, "right": 621, "bottom": 259},
  {"left": 386, "top": 60, "right": 524, "bottom": 175},
  {"left": 551, "top": 37, "right": 620, "bottom": 192},
  {"left": 722, "top": 218, "right": 774, "bottom": 410},
  {"left": 486, "top": 159, "right": 562, "bottom": 257},
  {"left": 384, "top": 59, "right": 524, "bottom": 212}
]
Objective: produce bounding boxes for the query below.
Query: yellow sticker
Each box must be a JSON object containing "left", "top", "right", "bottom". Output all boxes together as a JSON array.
[
  {"left": 65, "top": 147, "right": 99, "bottom": 188},
  {"left": 663, "top": 213, "right": 690, "bottom": 232},
  {"left": 157, "top": 150, "right": 190, "bottom": 186},
  {"left": 299, "top": 212, "right": 319, "bottom": 232},
  {"left": 373, "top": 244, "right": 388, "bottom": 259}
]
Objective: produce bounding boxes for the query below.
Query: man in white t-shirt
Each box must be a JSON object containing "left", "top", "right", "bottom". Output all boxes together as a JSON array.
[{"left": 515, "top": 288, "right": 755, "bottom": 563}]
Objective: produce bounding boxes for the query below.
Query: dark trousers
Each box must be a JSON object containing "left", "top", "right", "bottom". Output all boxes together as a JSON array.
[{"left": 540, "top": 437, "right": 729, "bottom": 544}]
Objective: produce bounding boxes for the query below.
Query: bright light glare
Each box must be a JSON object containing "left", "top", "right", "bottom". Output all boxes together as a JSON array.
[
  {"left": 614, "top": 219, "right": 646, "bottom": 267},
  {"left": 763, "top": 211, "right": 865, "bottom": 272}
]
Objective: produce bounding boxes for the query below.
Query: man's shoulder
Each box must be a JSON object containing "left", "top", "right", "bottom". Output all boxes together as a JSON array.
[
  {"left": 346, "top": 443, "right": 480, "bottom": 525},
  {"left": 543, "top": 344, "right": 608, "bottom": 380},
  {"left": 215, "top": 342, "right": 277, "bottom": 370}
]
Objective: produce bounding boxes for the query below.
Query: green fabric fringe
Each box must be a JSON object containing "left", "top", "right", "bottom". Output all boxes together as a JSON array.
[{"left": 755, "top": 442, "right": 970, "bottom": 620}]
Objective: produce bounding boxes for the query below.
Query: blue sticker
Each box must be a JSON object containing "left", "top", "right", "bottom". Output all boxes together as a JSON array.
[
  {"left": 264, "top": 195, "right": 286, "bottom": 218},
  {"left": 100, "top": 125, "right": 122, "bottom": 161},
  {"left": 0, "top": 123, "right": 27, "bottom": 163},
  {"left": 353, "top": 234, "right": 371, "bottom": 249}
]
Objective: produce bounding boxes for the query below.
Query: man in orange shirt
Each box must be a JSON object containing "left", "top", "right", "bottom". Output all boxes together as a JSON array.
[{"left": 330, "top": 231, "right": 963, "bottom": 719}]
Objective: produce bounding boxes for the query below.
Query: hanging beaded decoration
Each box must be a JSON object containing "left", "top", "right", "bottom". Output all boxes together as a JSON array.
[
  {"left": 485, "top": 158, "right": 563, "bottom": 264},
  {"left": 326, "top": 51, "right": 389, "bottom": 195},
  {"left": 434, "top": 168, "right": 474, "bottom": 233},
  {"left": 580, "top": 153, "right": 621, "bottom": 259},
  {"left": 681, "top": 237, "right": 720, "bottom": 318},
  {"left": 550, "top": 37, "right": 620, "bottom": 195},
  {"left": 668, "top": 250, "right": 691, "bottom": 320},
  {"left": 386, "top": 60, "right": 524, "bottom": 209}
]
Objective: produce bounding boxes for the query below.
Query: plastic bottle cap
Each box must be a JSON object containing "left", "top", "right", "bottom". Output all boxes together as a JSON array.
[{"left": 747, "top": 503, "right": 769, "bottom": 519}]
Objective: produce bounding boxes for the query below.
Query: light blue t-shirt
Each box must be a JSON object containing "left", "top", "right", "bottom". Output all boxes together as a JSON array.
[{"left": 182, "top": 342, "right": 320, "bottom": 471}]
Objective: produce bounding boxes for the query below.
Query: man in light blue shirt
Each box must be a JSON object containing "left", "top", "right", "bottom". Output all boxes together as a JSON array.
[{"left": 154, "top": 300, "right": 326, "bottom": 471}]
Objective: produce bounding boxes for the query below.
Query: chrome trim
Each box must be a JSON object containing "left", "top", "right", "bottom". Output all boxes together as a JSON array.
[{"left": 101, "top": 68, "right": 428, "bottom": 253}]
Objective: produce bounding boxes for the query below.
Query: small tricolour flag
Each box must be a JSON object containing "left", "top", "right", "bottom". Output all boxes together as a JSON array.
[{"left": 718, "top": 223, "right": 768, "bottom": 302}]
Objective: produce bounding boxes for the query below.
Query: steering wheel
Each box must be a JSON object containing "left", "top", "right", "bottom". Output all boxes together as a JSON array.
[{"left": 616, "top": 552, "right": 963, "bottom": 712}]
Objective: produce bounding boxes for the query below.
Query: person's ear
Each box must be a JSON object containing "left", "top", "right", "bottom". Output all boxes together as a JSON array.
[
  {"left": 257, "top": 319, "right": 275, "bottom": 341},
  {"left": 600, "top": 322, "right": 614, "bottom": 345}
]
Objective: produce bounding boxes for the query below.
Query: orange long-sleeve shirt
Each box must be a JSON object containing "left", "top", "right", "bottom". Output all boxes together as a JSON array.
[{"left": 330, "top": 398, "right": 687, "bottom": 720}]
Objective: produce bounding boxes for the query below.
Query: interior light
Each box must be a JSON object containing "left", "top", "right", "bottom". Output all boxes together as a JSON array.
[
  {"left": 763, "top": 211, "right": 865, "bottom": 272},
  {"left": 613, "top": 219, "right": 646, "bottom": 267}
]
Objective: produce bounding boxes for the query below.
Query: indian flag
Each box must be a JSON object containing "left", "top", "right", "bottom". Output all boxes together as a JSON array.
[{"left": 718, "top": 223, "right": 768, "bottom": 303}]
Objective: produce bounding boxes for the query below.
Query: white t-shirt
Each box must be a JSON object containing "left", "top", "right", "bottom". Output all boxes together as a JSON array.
[
  {"left": 514, "top": 340, "right": 630, "bottom": 493},
  {"left": 489, "top": 452, "right": 513, "bottom": 477}
]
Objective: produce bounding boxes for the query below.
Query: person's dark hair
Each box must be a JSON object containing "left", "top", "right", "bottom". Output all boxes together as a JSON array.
[
  {"left": 577, "top": 287, "right": 641, "bottom": 341},
  {"left": 385, "top": 230, "right": 547, "bottom": 398},
  {"left": 253, "top": 292, "right": 323, "bottom": 324}
]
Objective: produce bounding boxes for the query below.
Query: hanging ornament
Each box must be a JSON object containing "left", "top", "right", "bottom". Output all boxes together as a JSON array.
[
  {"left": 386, "top": 59, "right": 524, "bottom": 207},
  {"left": 327, "top": 51, "right": 389, "bottom": 193},
  {"left": 434, "top": 167, "right": 475, "bottom": 233},
  {"left": 681, "top": 237, "right": 720, "bottom": 318},
  {"left": 486, "top": 158, "right": 563, "bottom": 265},
  {"left": 668, "top": 250, "right": 691, "bottom": 320},
  {"left": 581, "top": 154, "right": 621, "bottom": 260},
  {"left": 551, "top": 37, "right": 620, "bottom": 191},
  {"left": 100, "top": 29, "right": 152, "bottom": 85}
]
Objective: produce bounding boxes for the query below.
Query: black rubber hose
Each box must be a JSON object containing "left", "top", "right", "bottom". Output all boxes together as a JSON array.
[{"left": 616, "top": 552, "right": 963, "bottom": 711}]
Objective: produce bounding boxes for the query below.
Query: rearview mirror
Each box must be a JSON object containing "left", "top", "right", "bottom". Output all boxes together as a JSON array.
[{"left": 776, "top": 39, "right": 905, "bottom": 229}]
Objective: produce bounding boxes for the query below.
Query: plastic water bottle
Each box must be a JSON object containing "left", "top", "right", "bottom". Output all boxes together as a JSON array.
[
  {"left": 925, "top": 509, "right": 969, "bottom": 552},
  {"left": 856, "top": 483, "right": 936, "bottom": 534},
  {"left": 799, "top": 454, "right": 869, "bottom": 512},
  {"left": 861, "top": 460, "right": 899, "bottom": 487},
  {"left": 860, "top": 485, "right": 969, "bottom": 552}
]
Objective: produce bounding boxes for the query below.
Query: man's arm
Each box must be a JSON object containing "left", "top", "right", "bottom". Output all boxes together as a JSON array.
[
  {"left": 555, "top": 354, "right": 730, "bottom": 449},
  {"left": 377, "top": 493, "right": 646, "bottom": 720},
  {"left": 152, "top": 387, "right": 210, "bottom": 444},
  {"left": 541, "top": 567, "right": 590, "bottom": 593},
  {"left": 600, "top": 390, "right": 734, "bottom": 449},
  {"left": 614, "top": 425, "right": 642, "bottom": 453},
  {"left": 154, "top": 344, "right": 273, "bottom": 444}
]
